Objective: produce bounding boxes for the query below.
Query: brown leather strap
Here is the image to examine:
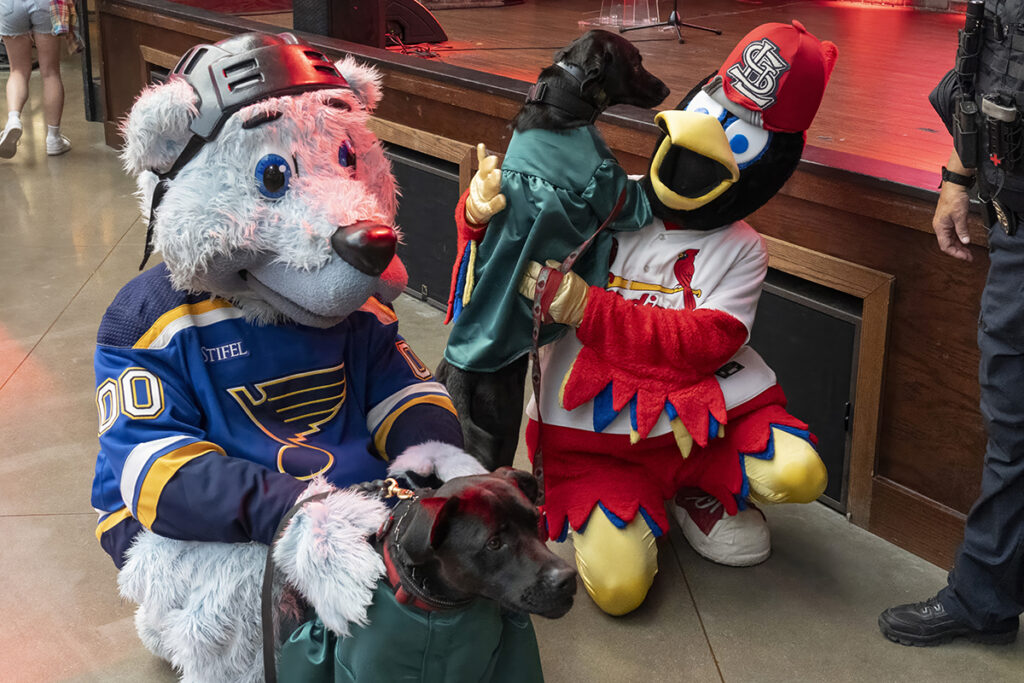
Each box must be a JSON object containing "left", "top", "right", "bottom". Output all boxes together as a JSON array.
[
  {"left": 262, "top": 490, "right": 331, "bottom": 683},
  {"left": 530, "top": 188, "right": 627, "bottom": 506}
]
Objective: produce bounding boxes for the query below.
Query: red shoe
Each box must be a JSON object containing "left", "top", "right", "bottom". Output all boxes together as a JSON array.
[{"left": 672, "top": 490, "right": 770, "bottom": 566}]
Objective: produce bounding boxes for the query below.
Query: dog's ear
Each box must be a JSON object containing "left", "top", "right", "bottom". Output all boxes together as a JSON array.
[
  {"left": 580, "top": 41, "right": 613, "bottom": 92},
  {"left": 494, "top": 466, "right": 540, "bottom": 505},
  {"left": 402, "top": 496, "right": 460, "bottom": 563}
]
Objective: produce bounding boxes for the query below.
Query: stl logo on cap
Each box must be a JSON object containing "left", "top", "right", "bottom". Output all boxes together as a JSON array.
[
  {"left": 726, "top": 39, "right": 791, "bottom": 110},
  {"left": 718, "top": 20, "right": 838, "bottom": 133}
]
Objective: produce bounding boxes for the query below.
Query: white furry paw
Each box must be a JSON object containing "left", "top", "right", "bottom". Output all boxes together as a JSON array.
[
  {"left": 388, "top": 441, "right": 487, "bottom": 482},
  {"left": 273, "top": 484, "right": 388, "bottom": 638}
]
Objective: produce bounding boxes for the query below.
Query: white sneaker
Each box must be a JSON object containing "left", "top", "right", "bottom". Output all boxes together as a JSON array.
[
  {"left": 0, "top": 122, "right": 22, "bottom": 159},
  {"left": 46, "top": 135, "right": 71, "bottom": 156},
  {"left": 673, "top": 490, "right": 771, "bottom": 566}
]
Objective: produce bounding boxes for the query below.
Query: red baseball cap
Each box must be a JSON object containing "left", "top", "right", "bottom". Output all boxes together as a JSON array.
[{"left": 716, "top": 20, "right": 838, "bottom": 133}]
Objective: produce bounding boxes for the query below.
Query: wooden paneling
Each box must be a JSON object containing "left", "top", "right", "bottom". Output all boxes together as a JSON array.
[
  {"left": 96, "top": 0, "right": 992, "bottom": 568},
  {"left": 764, "top": 237, "right": 894, "bottom": 526},
  {"left": 871, "top": 476, "right": 967, "bottom": 568}
]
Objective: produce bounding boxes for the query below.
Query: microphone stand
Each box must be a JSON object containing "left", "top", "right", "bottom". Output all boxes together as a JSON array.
[{"left": 619, "top": 0, "right": 721, "bottom": 44}]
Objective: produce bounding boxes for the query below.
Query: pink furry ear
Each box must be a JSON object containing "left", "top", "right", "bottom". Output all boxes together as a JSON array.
[
  {"left": 820, "top": 41, "right": 839, "bottom": 84},
  {"left": 334, "top": 55, "right": 383, "bottom": 112}
]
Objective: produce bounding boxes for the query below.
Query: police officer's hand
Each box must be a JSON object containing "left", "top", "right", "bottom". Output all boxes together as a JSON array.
[
  {"left": 518, "top": 260, "right": 589, "bottom": 327},
  {"left": 933, "top": 182, "right": 973, "bottom": 262},
  {"left": 465, "top": 143, "right": 506, "bottom": 225}
]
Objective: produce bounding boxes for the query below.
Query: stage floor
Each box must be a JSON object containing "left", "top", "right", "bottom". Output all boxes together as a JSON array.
[{"left": 251, "top": 0, "right": 964, "bottom": 186}]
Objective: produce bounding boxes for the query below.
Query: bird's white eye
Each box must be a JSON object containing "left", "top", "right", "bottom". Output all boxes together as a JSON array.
[
  {"left": 683, "top": 90, "right": 726, "bottom": 122},
  {"left": 723, "top": 117, "right": 771, "bottom": 169}
]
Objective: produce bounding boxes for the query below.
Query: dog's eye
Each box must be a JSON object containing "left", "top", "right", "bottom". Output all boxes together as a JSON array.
[
  {"left": 338, "top": 140, "right": 356, "bottom": 169},
  {"left": 255, "top": 154, "right": 292, "bottom": 199},
  {"left": 723, "top": 117, "right": 772, "bottom": 169},
  {"left": 486, "top": 537, "right": 503, "bottom": 551}
]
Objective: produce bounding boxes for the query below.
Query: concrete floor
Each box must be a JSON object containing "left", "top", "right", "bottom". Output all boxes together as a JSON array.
[{"left": 1, "top": 56, "right": 1022, "bottom": 683}]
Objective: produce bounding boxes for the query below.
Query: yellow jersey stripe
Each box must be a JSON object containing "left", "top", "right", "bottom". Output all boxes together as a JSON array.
[
  {"left": 134, "top": 299, "right": 242, "bottom": 350},
  {"left": 373, "top": 395, "right": 457, "bottom": 461},
  {"left": 94, "top": 507, "right": 133, "bottom": 541},
  {"left": 136, "top": 441, "right": 226, "bottom": 529}
]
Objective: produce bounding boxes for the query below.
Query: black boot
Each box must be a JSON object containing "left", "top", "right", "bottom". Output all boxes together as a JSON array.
[{"left": 878, "top": 596, "right": 1018, "bottom": 646}]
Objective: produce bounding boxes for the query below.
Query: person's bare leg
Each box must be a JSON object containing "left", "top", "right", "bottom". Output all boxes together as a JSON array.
[
  {"left": 0, "top": 34, "right": 31, "bottom": 158},
  {"left": 33, "top": 32, "right": 64, "bottom": 127},
  {"left": 3, "top": 34, "right": 32, "bottom": 116}
]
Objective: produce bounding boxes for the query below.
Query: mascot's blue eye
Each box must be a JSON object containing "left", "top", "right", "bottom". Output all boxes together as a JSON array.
[
  {"left": 730, "top": 134, "right": 750, "bottom": 155},
  {"left": 338, "top": 140, "right": 356, "bottom": 169},
  {"left": 723, "top": 118, "right": 771, "bottom": 170},
  {"left": 255, "top": 154, "right": 292, "bottom": 199}
]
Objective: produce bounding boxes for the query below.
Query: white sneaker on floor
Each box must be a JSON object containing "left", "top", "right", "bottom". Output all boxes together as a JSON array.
[
  {"left": 46, "top": 135, "right": 71, "bottom": 156},
  {"left": 0, "top": 122, "right": 22, "bottom": 159},
  {"left": 673, "top": 490, "right": 771, "bottom": 566}
]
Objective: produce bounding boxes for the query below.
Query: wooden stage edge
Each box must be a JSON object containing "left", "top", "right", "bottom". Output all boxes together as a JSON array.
[{"left": 96, "top": 0, "right": 990, "bottom": 570}]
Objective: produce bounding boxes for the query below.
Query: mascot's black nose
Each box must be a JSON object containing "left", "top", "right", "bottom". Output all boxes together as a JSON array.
[{"left": 331, "top": 222, "right": 397, "bottom": 277}]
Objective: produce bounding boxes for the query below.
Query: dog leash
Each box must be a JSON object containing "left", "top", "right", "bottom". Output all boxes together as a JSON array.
[
  {"left": 530, "top": 188, "right": 627, "bottom": 507},
  {"left": 261, "top": 478, "right": 414, "bottom": 683}
]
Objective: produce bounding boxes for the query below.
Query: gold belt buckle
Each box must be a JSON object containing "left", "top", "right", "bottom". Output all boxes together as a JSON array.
[{"left": 992, "top": 198, "right": 1018, "bottom": 236}]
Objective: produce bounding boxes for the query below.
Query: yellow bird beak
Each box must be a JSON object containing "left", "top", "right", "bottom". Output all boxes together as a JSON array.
[{"left": 648, "top": 110, "right": 740, "bottom": 211}]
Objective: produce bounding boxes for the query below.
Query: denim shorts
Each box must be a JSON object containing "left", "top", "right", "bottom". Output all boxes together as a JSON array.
[{"left": 0, "top": 0, "right": 52, "bottom": 37}]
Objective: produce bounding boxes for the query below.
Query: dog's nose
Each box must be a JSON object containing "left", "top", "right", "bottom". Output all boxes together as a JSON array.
[
  {"left": 545, "top": 564, "right": 578, "bottom": 595},
  {"left": 331, "top": 222, "right": 397, "bottom": 277}
]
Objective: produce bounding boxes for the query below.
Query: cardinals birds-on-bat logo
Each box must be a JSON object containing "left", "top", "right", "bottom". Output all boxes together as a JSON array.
[{"left": 608, "top": 248, "right": 702, "bottom": 310}]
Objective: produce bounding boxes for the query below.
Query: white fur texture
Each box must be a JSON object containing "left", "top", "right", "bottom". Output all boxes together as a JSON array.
[
  {"left": 119, "top": 65, "right": 406, "bottom": 327},
  {"left": 334, "top": 55, "right": 383, "bottom": 112},
  {"left": 388, "top": 441, "right": 488, "bottom": 482},
  {"left": 273, "top": 482, "right": 388, "bottom": 637},
  {"left": 118, "top": 481, "right": 386, "bottom": 682},
  {"left": 119, "top": 535, "right": 281, "bottom": 683}
]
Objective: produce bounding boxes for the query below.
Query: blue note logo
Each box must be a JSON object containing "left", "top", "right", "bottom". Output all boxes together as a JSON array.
[{"left": 228, "top": 363, "right": 347, "bottom": 479}]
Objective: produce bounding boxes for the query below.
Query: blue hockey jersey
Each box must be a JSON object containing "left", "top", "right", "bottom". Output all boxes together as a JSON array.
[{"left": 92, "top": 264, "right": 462, "bottom": 567}]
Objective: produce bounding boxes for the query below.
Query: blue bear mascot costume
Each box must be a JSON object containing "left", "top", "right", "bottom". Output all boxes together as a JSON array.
[{"left": 89, "top": 32, "right": 553, "bottom": 683}]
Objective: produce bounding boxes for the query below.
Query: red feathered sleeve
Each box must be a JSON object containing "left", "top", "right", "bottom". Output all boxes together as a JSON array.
[
  {"left": 444, "top": 190, "right": 489, "bottom": 324},
  {"left": 561, "top": 287, "right": 748, "bottom": 445}
]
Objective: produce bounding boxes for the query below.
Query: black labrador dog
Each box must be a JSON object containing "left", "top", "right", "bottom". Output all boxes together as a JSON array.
[
  {"left": 277, "top": 467, "right": 578, "bottom": 682},
  {"left": 514, "top": 28, "right": 670, "bottom": 131},
  {"left": 438, "top": 30, "right": 670, "bottom": 473},
  {"left": 383, "top": 466, "right": 577, "bottom": 618}
]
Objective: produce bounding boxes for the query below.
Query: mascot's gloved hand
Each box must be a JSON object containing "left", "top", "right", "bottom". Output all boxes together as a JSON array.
[
  {"left": 465, "top": 143, "right": 506, "bottom": 226},
  {"left": 519, "top": 260, "right": 589, "bottom": 327},
  {"left": 388, "top": 441, "right": 487, "bottom": 487},
  {"left": 273, "top": 479, "right": 388, "bottom": 637}
]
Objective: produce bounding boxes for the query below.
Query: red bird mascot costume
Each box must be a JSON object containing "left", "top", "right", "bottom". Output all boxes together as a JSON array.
[{"left": 456, "top": 21, "right": 839, "bottom": 615}]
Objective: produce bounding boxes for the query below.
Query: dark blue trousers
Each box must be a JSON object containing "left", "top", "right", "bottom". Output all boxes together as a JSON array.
[{"left": 939, "top": 221, "right": 1024, "bottom": 630}]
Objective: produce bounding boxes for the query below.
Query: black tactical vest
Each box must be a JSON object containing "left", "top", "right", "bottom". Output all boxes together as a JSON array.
[{"left": 975, "top": 0, "right": 1024, "bottom": 209}]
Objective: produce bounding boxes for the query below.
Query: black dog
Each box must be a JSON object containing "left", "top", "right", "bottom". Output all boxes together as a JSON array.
[
  {"left": 439, "top": 30, "right": 670, "bottom": 473},
  {"left": 513, "top": 28, "right": 670, "bottom": 131},
  {"left": 275, "top": 468, "right": 577, "bottom": 681},
  {"left": 382, "top": 466, "right": 577, "bottom": 619}
]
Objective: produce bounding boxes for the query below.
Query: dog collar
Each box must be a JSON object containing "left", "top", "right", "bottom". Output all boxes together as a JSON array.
[
  {"left": 525, "top": 82, "right": 601, "bottom": 123},
  {"left": 379, "top": 500, "right": 475, "bottom": 612}
]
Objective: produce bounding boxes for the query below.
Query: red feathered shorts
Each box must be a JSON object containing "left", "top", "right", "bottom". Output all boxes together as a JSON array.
[{"left": 526, "top": 385, "right": 813, "bottom": 540}]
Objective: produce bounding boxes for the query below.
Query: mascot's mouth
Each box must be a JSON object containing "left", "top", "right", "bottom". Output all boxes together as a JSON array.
[{"left": 240, "top": 269, "right": 345, "bottom": 327}]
